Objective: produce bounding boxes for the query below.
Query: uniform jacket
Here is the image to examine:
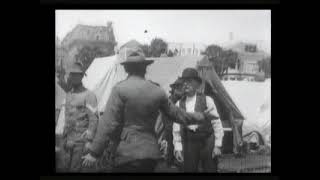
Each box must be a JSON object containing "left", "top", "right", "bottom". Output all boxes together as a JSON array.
[
  {"left": 63, "top": 87, "right": 98, "bottom": 144},
  {"left": 90, "top": 75, "right": 203, "bottom": 166}
]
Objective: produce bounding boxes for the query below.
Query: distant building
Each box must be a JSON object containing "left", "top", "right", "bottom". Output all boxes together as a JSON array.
[
  {"left": 223, "top": 42, "right": 269, "bottom": 81},
  {"left": 61, "top": 23, "right": 116, "bottom": 47},
  {"left": 58, "top": 23, "right": 116, "bottom": 70},
  {"left": 167, "top": 42, "right": 207, "bottom": 56}
]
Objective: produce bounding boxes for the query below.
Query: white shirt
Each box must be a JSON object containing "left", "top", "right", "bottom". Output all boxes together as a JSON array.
[{"left": 173, "top": 94, "right": 224, "bottom": 151}]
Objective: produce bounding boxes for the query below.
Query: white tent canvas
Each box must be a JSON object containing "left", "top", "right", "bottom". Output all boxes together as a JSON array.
[
  {"left": 82, "top": 54, "right": 200, "bottom": 113},
  {"left": 222, "top": 79, "right": 271, "bottom": 144}
]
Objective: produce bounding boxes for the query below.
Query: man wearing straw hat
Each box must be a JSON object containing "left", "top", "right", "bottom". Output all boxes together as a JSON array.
[{"left": 82, "top": 51, "right": 214, "bottom": 172}]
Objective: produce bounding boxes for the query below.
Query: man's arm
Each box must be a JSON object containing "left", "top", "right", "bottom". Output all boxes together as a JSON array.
[
  {"left": 85, "top": 92, "right": 99, "bottom": 141},
  {"left": 206, "top": 96, "right": 224, "bottom": 147},
  {"left": 160, "top": 94, "right": 205, "bottom": 125},
  {"left": 89, "top": 86, "right": 124, "bottom": 157}
]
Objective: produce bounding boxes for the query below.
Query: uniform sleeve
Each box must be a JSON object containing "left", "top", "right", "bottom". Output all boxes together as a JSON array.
[
  {"left": 89, "top": 86, "right": 125, "bottom": 157},
  {"left": 85, "top": 92, "right": 99, "bottom": 140},
  {"left": 206, "top": 96, "right": 224, "bottom": 147},
  {"left": 159, "top": 93, "right": 201, "bottom": 125}
]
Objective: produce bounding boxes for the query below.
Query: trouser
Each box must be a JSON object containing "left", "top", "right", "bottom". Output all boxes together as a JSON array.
[
  {"left": 183, "top": 133, "right": 218, "bottom": 172},
  {"left": 112, "top": 159, "right": 158, "bottom": 172}
]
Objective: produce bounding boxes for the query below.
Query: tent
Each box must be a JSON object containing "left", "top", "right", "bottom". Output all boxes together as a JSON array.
[
  {"left": 82, "top": 54, "right": 200, "bottom": 113},
  {"left": 82, "top": 52, "right": 245, "bottom": 154},
  {"left": 55, "top": 76, "right": 66, "bottom": 110},
  {"left": 223, "top": 79, "right": 271, "bottom": 148},
  {"left": 197, "top": 56, "right": 245, "bottom": 154}
]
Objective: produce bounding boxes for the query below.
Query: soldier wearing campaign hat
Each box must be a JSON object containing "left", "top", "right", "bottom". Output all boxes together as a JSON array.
[
  {"left": 82, "top": 51, "right": 212, "bottom": 172},
  {"left": 56, "top": 62, "right": 99, "bottom": 172}
]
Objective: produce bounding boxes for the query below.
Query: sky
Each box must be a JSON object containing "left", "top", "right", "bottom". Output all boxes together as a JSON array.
[{"left": 56, "top": 10, "right": 271, "bottom": 51}]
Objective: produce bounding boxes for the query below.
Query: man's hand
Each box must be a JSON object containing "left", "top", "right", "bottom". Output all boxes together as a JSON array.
[
  {"left": 174, "top": 150, "right": 184, "bottom": 163},
  {"left": 84, "top": 142, "right": 91, "bottom": 151},
  {"left": 82, "top": 153, "right": 97, "bottom": 167},
  {"left": 204, "top": 108, "right": 219, "bottom": 120},
  {"left": 189, "top": 112, "right": 205, "bottom": 122},
  {"left": 160, "top": 140, "right": 168, "bottom": 155},
  {"left": 55, "top": 146, "right": 61, "bottom": 152},
  {"left": 212, "top": 146, "right": 222, "bottom": 159},
  {"left": 81, "top": 130, "right": 93, "bottom": 140}
]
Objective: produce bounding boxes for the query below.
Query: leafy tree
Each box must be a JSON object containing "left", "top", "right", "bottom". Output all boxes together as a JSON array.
[
  {"left": 140, "top": 44, "right": 151, "bottom": 57},
  {"left": 75, "top": 41, "right": 115, "bottom": 71},
  {"left": 203, "top": 44, "right": 239, "bottom": 78},
  {"left": 258, "top": 57, "right": 271, "bottom": 78},
  {"left": 150, "top": 38, "right": 168, "bottom": 57}
]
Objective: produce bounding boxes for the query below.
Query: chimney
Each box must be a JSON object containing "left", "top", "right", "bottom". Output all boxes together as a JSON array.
[{"left": 229, "top": 32, "right": 234, "bottom": 42}]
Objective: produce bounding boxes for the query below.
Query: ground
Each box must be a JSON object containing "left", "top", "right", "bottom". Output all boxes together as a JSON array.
[{"left": 218, "top": 154, "right": 271, "bottom": 173}]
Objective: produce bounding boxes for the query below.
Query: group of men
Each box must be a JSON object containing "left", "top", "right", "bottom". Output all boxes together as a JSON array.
[{"left": 55, "top": 50, "right": 224, "bottom": 173}]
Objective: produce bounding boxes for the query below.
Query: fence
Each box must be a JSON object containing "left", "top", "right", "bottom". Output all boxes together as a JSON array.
[{"left": 218, "top": 153, "right": 271, "bottom": 173}]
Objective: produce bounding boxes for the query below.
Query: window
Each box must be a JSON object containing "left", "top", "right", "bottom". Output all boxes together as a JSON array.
[
  {"left": 245, "top": 45, "right": 257, "bottom": 52},
  {"left": 96, "top": 35, "right": 99, "bottom": 40}
]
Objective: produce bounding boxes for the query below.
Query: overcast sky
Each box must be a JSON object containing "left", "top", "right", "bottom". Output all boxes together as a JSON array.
[{"left": 56, "top": 10, "right": 270, "bottom": 49}]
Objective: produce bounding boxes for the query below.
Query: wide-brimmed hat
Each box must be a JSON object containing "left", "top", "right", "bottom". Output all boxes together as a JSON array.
[
  {"left": 69, "top": 62, "right": 84, "bottom": 74},
  {"left": 170, "top": 77, "right": 184, "bottom": 88},
  {"left": 181, "top": 68, "right": 202, "bottom": 83},
  {"left": 120, "top": 51, "right": 154, "bottom": 66}
]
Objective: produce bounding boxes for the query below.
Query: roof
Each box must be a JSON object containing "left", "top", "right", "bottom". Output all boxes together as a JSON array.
[
  {"left": 120, "top": 39, "right": 142, "bottom": 49},
  {"left": 61, "top": 24, "right": 114, "bottom": 48}
]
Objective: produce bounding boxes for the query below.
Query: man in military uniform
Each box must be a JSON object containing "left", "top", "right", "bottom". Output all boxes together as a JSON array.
[
  {"left": 82, "top": 52, "right": 213, "bottom": 172},
  {"left": 56, "top": 62, "right": 99, "bottom": 172}
]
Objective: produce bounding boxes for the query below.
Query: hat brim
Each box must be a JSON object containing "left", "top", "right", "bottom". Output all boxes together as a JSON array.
[
  {"left": 181, "top": 76, "right": 202, "bottom": 83},
  {"left": 69, "top": 70, "right": 84, "bottom": 74},
  {"left": 120, "top": 60, "right": 154, "bottom": 65}
]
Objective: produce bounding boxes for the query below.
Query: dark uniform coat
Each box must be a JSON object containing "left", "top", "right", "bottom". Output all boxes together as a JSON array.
[{"left": 89, "top": 76, "right": 201, "bottom": 166}]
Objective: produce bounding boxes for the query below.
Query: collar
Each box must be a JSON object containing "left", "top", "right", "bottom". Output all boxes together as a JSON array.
[
  {"left": 127, "top": 75, "right": 145, "bottom": 80},
  {"left": 186, "top": 93, "right": 197, "bottom": 101}
]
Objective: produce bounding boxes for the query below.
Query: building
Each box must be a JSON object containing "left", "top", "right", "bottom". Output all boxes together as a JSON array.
[
  {"left": 222, "top": 42, "right": 269, "bottom": 81},
  {"left": 167, "top": 42, "right": 207, "bottom": 56},
  {"left": 58, "top": 23, "right": 116, "bottom": 71},
  {"left": 61, "top": 23, "right": 116, "bottom": 48}
]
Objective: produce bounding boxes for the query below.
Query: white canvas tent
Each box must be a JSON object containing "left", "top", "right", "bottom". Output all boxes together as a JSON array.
[
  {"left": 223, "top": 79, "right": 271, "bottom": 146},
  {"left": 82, "top": 54, "right": 200, "bottom": 113}
]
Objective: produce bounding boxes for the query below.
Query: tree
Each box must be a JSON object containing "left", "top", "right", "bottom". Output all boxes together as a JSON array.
[
  {"left": 203, "top": 44, "right": 239, "bottom": 78},
  {"left": 203, "top": 44, "right": 225, "bottom": 78},
  {"left": 150, "top": 38, "right": 168, "bottom": 57},
  {"left": 140, "top": 44, "right": 151, "bottom": 57},
  {"left": 258, "top": 57, "right": 271, "bottom": 78},
  {"left": 75, "top": 43, "right": 112, "bottom": 72}
]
